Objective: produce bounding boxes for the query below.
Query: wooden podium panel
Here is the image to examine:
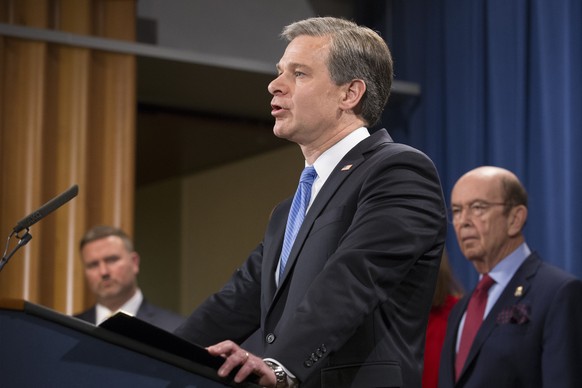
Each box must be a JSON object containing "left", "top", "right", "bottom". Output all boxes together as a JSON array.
[{"left": 0, "top": 299, "right": 258, "bottom": 387}]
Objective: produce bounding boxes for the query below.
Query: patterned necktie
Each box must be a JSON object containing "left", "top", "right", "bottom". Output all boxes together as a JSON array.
[
  {"left": 278, "top": 166, "right": 317, "bottom": 282},
  {"left": 455, "top": 273, "right": 495, "bottom": 380}
]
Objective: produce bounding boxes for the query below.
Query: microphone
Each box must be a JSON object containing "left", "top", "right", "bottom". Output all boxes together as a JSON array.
[{"left": 13, "top": 184, "right": 79, "bottom": 233}]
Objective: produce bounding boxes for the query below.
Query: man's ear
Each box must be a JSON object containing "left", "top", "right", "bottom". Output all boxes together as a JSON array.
[
  {"left": 340, "top": 79, "right": 366, "bottom": 110},
  {"left": 131, "top": 252, "right": 140, "bottom": 275},
  {"left": 507, "top": 205, "right": 527, "bottom": 236}
]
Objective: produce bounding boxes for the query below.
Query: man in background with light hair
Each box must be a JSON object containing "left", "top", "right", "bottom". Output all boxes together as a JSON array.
[{"left": 74, "top": 225, "right": 183, "bottom": 332}]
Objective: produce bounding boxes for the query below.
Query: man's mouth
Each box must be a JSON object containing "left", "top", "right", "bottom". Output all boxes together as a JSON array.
[{"left": 271, "top": 103, "right": 284, "bottom": 115}]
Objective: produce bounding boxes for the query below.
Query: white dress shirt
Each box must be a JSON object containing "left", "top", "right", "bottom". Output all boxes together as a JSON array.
[{"left": 95, "top": 288, "right": 143, "bottom": 326}]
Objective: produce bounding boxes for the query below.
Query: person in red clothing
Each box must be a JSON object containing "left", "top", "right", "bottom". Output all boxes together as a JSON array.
[{"left": 423, "top": 251, "right": 463, "bottom": 388}]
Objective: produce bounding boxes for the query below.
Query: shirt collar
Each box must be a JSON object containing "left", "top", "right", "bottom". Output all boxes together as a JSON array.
[
  {"left": 311, "top": 126, "right": 369, "bottom": 187},
  {"left": 487, "top": 242, "right": 531, "bottom": 289},
  {"left": 95, "top": 288, "right": 143, "bottom": 325}
]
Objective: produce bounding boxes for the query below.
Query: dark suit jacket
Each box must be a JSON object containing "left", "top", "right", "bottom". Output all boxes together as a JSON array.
[
  {"left": 75, "top": 299, "right": 184, "bottom": 333},
  {"left": 175, "top": 129, "right": 447, "bottom": 387},
  {"left": 438, "top": 252, "right": 582, "bottom": 388}
]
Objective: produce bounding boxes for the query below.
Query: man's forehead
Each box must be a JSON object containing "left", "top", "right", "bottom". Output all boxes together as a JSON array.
[
  {"left": 452, "top": 175, "right": 502, "bottom": 202},
  {"left": 82, "top": 236, "right": 126, "bottom": 255}
]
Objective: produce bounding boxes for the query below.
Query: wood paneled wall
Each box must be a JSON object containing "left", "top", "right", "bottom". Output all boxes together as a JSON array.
[{"left": 0, "top": 0, "right": 136, "bottom": 315}]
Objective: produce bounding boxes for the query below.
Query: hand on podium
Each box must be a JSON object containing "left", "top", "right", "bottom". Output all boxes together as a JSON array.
[{"left": 208, "top": 340, "right": 278, "bottom": 387}]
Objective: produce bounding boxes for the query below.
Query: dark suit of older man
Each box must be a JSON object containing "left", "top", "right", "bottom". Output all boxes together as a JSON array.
[
  {"left": 439, "top": 166, "right": 582, "bottom": 388},
  {"left": 438, "top": 252, "right": 582, "bottom": 387}
]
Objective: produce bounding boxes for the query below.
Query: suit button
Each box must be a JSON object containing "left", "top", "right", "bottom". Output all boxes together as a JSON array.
[
  {"left": 304, "top": 360, "right": 313, "bottom": 368},
  {"left": 266, "top": 333, "right": 276, "bottom": 344}
]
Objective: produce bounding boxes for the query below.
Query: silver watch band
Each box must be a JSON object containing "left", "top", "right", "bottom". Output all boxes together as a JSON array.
[{"left": 264, "top": 360, "right": 291, "bottom": 388}]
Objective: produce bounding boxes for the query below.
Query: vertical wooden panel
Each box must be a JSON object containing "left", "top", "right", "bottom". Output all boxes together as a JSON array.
[
  {"left": 0, "top": 1, "right": 12, "bottom": 23},
  {"left": 87, "top": 51, "right": 135, "bottom": 233},
  {"left": 0, "top": 38, "right": 46, "bottom": 301},
  {"left": 93, "top": 0, "right": 136, "bottom": 41},
  {"left": 35, "top": 0, "right": 92, "bottom": 315},
  {"left": 57, "top": 0, "right": 91, "bottom": 35},
  {"left": 0, "top": 38, "right": 3, "bottom": 163},
  {"left": 9, "top": 0, "right": 49, "bottom": 28},
  {"left": 39, "top": 44, "right": 90, "bottom": 313},
  {"left": 0, "top": 0, "right": 136, "bottom": 314}
]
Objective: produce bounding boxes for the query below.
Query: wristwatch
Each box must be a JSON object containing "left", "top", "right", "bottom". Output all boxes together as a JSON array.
[{"left": 264, "top": 360, "right": 289, "bottom": 388}]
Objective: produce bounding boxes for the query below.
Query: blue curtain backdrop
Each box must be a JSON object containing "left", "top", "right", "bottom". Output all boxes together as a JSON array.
[{"left": 384, "top": 0, "right": 582, "bottom": 289}]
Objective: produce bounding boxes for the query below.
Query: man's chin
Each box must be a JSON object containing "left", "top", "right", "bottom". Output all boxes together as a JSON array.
[
  {"left": 272, "top": 126, "right": 286, "bottom": 140},
  {"left": 461, "top": 241, "right": 481, "bottom": 255},
  {"left": 463, "top": 249, "right": 483, "bottom": 263},
  {"left": 272, "top": 122, "right": 296, "bottom": 140},
  {"left": 97, "top": 288, "right": 119, "bottom": 300}
]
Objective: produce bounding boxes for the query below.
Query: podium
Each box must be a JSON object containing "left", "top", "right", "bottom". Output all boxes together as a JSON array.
[{"left": 0, "top": 299, "right": 260, "bottom": 387}]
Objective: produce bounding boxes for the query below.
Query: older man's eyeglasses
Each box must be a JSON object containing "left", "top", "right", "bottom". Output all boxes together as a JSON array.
[{"left": 448, "top": 201, "right": 508, "bottom": 223}]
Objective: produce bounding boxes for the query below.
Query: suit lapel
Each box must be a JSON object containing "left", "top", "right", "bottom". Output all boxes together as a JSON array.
[
  {"left": 135, "top": 300, "right": 150, "bottom": 320},
  {"left": 275, "top": 154, "right": 364, "bottom": 290},
  {"left": 87, "top": 307, "right": 97, "bottom": 324},
  {"left": 273, "top": 130, "right": 393, "bottom": 296},
  {"left": 262, "top": 200, "right": 291, "bottom": 301}
]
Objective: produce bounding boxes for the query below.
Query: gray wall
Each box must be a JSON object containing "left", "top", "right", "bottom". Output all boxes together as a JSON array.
[{"left": 137, "top": 0, "right": 317, "bottom": 71}]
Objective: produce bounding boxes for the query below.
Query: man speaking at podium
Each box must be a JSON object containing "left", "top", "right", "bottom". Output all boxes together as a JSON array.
[
  {"left": 74, "top": 225, "right": 183, "bottom": 332},
  {"left": 174, "top": 16, "right": 447, "bottom": 388}
]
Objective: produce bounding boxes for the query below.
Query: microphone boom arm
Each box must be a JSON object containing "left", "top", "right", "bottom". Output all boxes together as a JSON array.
[
  {"left": 0, "top": 230, "right": 32, "bottom": 272},
  {"left": 0, "top": 184, "right": 78, "bottom": 273}
]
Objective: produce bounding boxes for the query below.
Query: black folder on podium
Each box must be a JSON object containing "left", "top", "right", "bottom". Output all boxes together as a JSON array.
[{"left": 0, "top": 299, "right": 260, "bottom": 387}]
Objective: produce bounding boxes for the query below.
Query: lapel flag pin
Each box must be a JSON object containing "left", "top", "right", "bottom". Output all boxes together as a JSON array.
[
  {"left": 514, "top": 286, "right": 523, "bottom": 297},
  {"left": 341, "top": 164, "right": 353, "bottom": 171}
]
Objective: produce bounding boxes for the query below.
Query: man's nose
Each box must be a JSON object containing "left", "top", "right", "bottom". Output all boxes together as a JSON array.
[
  {"left": 98, "top": 262, "right": 110, "bottom": 276},
  {"left": 268, "top": 74, "right": 285, "bottom": 96},
  {"left": 457, "top": 207, "right": 474, "bottom": 225}
]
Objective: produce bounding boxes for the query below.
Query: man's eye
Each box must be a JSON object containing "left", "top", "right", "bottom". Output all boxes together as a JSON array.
[{"left": 470, "top": 203, "right": 489, "bottom": 214}]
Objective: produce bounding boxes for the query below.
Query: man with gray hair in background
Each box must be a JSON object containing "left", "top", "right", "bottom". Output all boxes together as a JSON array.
[{"left": 439, "top": 166, "right": 582, "bottom": 387}]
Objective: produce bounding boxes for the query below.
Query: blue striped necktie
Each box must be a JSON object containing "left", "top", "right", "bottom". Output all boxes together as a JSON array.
[{"left": 278, "top": 166, "right": 317, "bottom": 282}]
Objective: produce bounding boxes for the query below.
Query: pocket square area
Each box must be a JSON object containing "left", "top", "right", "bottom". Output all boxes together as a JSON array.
[{"left": 496, "top": 303, "right": 530, "bottom": 324}]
